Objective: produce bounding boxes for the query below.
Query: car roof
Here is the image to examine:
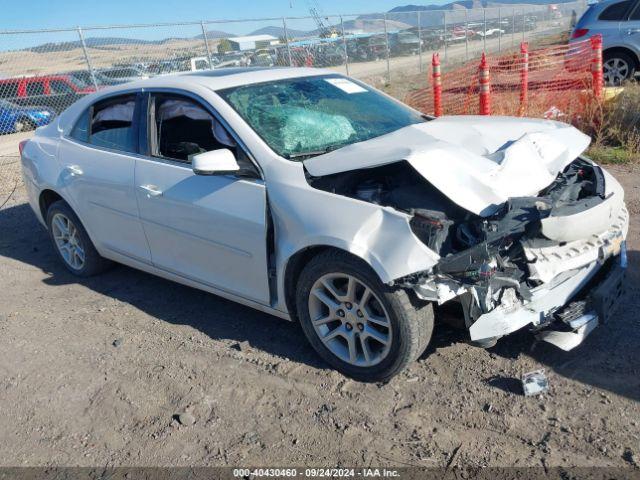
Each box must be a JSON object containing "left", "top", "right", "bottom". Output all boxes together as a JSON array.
[
  {"left": 95, "top": 67, "right": 334, "bottom": 94},
  {"left": 0, "top": 74, "right": 70, "bottom": 83}
]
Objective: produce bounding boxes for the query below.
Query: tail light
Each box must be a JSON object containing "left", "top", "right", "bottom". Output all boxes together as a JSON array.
[
  {"left": 18, "top": 140, "right": 28, "bottom": 156},
  {"left": 571, "top": 28, "right": 589, "bottom": 39}
]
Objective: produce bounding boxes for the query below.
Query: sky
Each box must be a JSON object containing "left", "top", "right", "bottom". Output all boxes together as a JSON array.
[{"left": 1, "top": 0, "right": 452, "bottom": 31}]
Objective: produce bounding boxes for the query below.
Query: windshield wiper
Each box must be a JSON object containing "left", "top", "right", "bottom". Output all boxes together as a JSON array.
[
  {"left": 287, "top": 150, "right": 331, "bottom": 159},
  {"left": 286, "top": 143, "right": 349, "bottom": 160}
]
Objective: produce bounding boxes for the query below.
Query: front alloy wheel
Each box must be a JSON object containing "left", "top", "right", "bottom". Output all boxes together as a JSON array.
[
  {"left": 297, "top": 250, "right": 434, "bottom": 382},
  {"left": 308, "top": 273, "right": 392, "bottom": 367}
]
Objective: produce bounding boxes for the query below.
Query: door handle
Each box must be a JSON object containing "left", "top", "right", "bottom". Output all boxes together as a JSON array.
[
  {"left": 139, "top": 184, "right": 163, "bottom": 197},
  {"left": 627, "top": 28, "right": 640, "bottom": 34},
  {"left": 65, "top": 165, "right": 83, "bottom": 176}
]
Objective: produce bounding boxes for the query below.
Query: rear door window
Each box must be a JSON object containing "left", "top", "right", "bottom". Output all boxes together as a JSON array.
[
  {"left": 599, "top": 0, "right": 632, "bottom": 20},
  {"left": 88, "top": 94, "right": 138, "bottom": 153}
]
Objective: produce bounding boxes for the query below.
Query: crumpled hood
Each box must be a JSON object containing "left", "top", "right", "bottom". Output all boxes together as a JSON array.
[{"left": 303, "top": 116, "right": 591, "bottom": 217}]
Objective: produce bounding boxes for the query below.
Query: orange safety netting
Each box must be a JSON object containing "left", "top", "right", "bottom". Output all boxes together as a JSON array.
[{"left": 405, "top": 38, "right": 595, "bottom": 119}]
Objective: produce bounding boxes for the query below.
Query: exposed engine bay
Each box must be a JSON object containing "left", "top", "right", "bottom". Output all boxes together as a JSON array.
[{"left": 307, "top": 156, "right": 627, "bottom": 342}]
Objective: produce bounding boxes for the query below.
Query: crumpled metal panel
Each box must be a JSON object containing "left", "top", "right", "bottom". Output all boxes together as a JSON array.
[
  {"left": 524, "top": 205, "right": 628, "bottom": 283},
  {"left": 304, "top": 116, "right": 591, "bottom": 217}
]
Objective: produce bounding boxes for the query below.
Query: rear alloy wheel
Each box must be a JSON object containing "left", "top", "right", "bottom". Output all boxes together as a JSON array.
[
  {"left": 46, "top": 200, "right": 112, "bottom": 277},
  {"left": 603, "top": 52, "right": 636, "bottom": 86},
  {"left": 297, "top": 250, "right": 434, "bottom": 382},
  {"left": 51, "top": 212, "right": 86, "bottom": 271}
]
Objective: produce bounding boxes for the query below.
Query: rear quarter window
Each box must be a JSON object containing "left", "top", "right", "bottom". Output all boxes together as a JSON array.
[{"left": 70, "top": 108, "right": 90, "bottom": 143}]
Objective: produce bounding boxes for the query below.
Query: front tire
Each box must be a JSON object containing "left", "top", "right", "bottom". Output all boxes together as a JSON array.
[
  {"left": 296, "top": 250, "right": 434, "bottom": 382},
  {"left": 46, "top": 200, "right": 112, "bottom": 277}
]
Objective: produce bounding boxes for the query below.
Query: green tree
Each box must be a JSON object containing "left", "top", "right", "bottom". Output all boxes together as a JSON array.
[{"left": 217, "top": 38, "right": 232, "bottom": 54}]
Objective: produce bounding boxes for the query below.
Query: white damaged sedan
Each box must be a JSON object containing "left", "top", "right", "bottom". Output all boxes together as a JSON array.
[{"left": 20, "top": 68, "right": 628, "bottom": 381}]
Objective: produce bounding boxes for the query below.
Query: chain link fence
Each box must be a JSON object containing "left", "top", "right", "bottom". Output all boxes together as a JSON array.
[
  {"left": 405, "top": 37, "right": 595, "bottom": 117},
  {"left": 0, "top": 2, "right": 587, "bottom": 208}
]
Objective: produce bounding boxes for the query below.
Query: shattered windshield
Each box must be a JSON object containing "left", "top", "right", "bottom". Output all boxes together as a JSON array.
[{"left": 218, "top": 74, "right": 425, "bottom": 160}]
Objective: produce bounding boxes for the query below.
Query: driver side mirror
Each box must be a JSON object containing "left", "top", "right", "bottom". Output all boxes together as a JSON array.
[{"left": 192, "top": 149, "right": 240, "bottom": 176}]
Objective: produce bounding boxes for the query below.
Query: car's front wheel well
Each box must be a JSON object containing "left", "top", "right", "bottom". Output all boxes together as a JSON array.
[
  {"left": 284, "top": 246, "right": 371, "bottom": 322},
  {"left": 39, "top": 189, "right": 63, "bottom": 223}
]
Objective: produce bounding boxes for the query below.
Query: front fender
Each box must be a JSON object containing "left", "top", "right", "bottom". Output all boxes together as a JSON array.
[{"left": 269, "top": 179, "right": 440, "bottom": 313}]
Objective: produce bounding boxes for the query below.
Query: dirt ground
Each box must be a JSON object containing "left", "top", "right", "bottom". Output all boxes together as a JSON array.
[{"left": 0, "top": 133, "right": 639, "bottom": 469}]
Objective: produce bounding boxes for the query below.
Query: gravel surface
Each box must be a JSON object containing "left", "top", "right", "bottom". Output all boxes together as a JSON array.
[{"left": 0, "top": 156, "right": 638, "bottom": 468}]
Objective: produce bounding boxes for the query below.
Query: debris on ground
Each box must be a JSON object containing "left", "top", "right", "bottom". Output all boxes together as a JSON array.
[
  {"left": 522, "top": 369, "right": 549, "bottom": 397},
  {"left": 112, "top": 338, "right": 123, "bottom": 348},
  {"left": 175, "top": 412, "right": 196, "bottom": 426},
  {"left": 231, "top": 340, "right": 251, "bottom": 352}
]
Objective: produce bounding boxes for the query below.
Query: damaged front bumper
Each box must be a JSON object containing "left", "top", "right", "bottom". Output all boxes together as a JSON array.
[
  {"left": 470, "top": 243, "right": 626, "bottom": 348},
  {"left": 411, "top": 204, "right": 628, "bottom": 351},
  {"left": 534, "top": 247, "right": 626, "bottom": 350}
]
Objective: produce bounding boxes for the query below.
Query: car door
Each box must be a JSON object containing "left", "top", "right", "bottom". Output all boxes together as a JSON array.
[
  {"left": 58, "top": 91, "right": 152, "bottom": 264},
  {"left": 619, "top": 0, "right": 640, "bottom": 51},
  {"left": 134, "top": 91, "right": 271, "bottom": 304},
  {"left": 593, "top": 0, "right": 633, "bottom": 50}
]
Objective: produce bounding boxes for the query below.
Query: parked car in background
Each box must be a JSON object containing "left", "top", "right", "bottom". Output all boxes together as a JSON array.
[
  {"left": 0, "top": 75, "right": 95, "bottom": 114},
  {"left": 363, "top": 36, "right": 388, "bottom": 60},
  {"left": 20, "top": 68, "right": 628, "bottom": 381},
  {"left": 65, "top": 69, "right": 125, "bottom": 88},
  {"left": 392, "top": 31, "right": 421, "bottom": 56},
  {"left": 0, "top": 99, "right": 54, "bottom": 134},
  {"left": 346, "top": 41, "right": 371, "bottom": 62},
  {"left": 218, "top": 52, "right": 249, "bottom": 68},
  {"left": 312, "top": 43, "right": 346, "bottom": 67},
  {"left": 420, "top": 29, "right": 445, "bottom": 50},
  {"left": 149, "top": 58, "right": 195, "bottom": 75},
  {"left": 571, "top": 0, "right": 640, "bottom": 84},
  {"left": 248, "top": 49, "right": 275, "bottom": 67},
  {"left": 97, "top": 67, "right": 149, "bottom": 84}
]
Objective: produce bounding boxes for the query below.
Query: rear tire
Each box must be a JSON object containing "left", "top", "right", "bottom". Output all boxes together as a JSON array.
[
  {"left": 46, "top": 200, "right": 112, "bottom": 277},
  {"left": 603, "top": 51, "right": 637, "bottom": 86},
  {"left": 13, "top": 118, "right": 37, "bottom": 133},
  {"left": 296, "top": 250, "right": 434, "bottom": 382}
]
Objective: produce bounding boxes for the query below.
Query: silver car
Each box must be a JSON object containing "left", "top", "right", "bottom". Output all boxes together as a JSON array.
[
  {"left": 571, "top": 0, "right": 640, "bottom": 85},
  {"left": 20, "top": 68, "right": 628, "bottom": 381}
]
